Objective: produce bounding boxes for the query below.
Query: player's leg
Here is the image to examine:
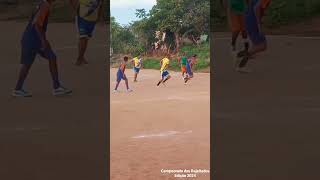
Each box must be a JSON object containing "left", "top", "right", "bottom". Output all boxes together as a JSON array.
[
  {"left": 114, "top": 70, "right": 122, "bottom": 91},
  {"left": 162, "top": 76, "right": 171, "bottom": 83},
  {"left": 75, "top": 16, "right": 95, "bottom": 65},
  {"left": 238, "top": 42, "right": 266, "bottom": 67},
  {"left": 14, "top": 64, "right": 33, "bottom": 97},
  {"left": 157, "top": 71, "right": 164, "bottom": 86},
  {"left": 133, "top": 68, "right": 139, "bottom": 82},
  {"left": 184, "top": 76, "right": 189, "bottom": 84},
  {"left": 157, "top": 79, "right": 163, "bottom": 86},
  {"left": 13, "top": 47, "right": 36, "bottom": 97},
  {"left": 40, "top": 48, "right": 72, "bottom": 95},
  {"left": 48, "top": 58, "right": 60, "bottom": 89},
  {"left": 236, "top": 3, "right": 266, "bottom": 72},
  {"left": 241, "top": 30, "right": 249, "bottom": 51},
  {"left": 134, "top": 72, "right": 137, "bottom": 82},
  {"left": 76, "top": 37, "right": 89, "bottom": 65},
  {"left": 231, "top": 31, "right": 240, "bottom": 51},
  {"left": 228, "top": 11, "right": 241, "bottom": 52},
  {"left": 114, "top": 80, "right": 121, "bottom": 91},
  {"left": 124, "top": 78, "right": 130, "bottom": 90},
  {"left": 123, "top": 75, "right": 132, "bottom": 92},
  {"left": 181, "top": 66, "right": 186, "bottom": 80},
  {"left": 162, "top": 72, "right": 171, "bottom": 84}
]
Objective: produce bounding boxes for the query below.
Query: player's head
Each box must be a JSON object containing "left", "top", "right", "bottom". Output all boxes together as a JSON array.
[{"left": 123, "top": 56, "right": 129, "bottom": 62}]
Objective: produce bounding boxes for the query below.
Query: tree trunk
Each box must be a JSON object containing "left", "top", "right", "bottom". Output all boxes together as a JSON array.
[{"left": 174, "top": 32, "right": 181, "bottom": 53}]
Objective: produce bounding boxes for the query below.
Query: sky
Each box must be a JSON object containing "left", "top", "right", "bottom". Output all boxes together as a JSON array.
[{"left": 110, "top": 0, "right": 157, "bottom": 26}]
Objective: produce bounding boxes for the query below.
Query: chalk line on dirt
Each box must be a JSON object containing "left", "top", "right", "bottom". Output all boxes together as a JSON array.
[{"left": 132, "top": 130, "right": 193, "bottom": 139}]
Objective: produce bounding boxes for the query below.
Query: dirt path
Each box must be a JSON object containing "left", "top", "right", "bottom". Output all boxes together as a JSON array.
[
  {"left": 0, "top": 21, "right": 107, "bottom": 180},
  {"left": 110, "top": 69, "right": 210, "bottom": 180},
  {"left": 213, "top": 33, "right": 320, "bottom": 180}
]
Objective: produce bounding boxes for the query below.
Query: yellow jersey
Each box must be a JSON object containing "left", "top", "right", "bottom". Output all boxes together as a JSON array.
[
  {"left": 160, "top": 58, "right": 170, "bottom": 72},
  {"left": 133, "top": 57, "right": 141, "bottom": 68},
  {"left": 78, "top": 0, "right": 101, "bottom": 22}
]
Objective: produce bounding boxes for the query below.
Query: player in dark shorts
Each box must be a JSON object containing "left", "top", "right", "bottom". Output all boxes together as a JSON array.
[
  {"left": 12, "top": 0, "right": 72, "bottom": 97},
  {"left": 236, "top": 0, "right": 271, "bottom": 72},
  {"left": 184, "top": 54, "right": 197, "bottom": 85},
  {"left": 69, "top": 0, "right": 104, "bottom": 66},
  {"left": 114, "top": 56, "right": 132, "bottom": 92}
]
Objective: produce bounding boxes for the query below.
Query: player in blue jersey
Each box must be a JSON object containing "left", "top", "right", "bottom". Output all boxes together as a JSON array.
[{"left": 12, "top": 0, "right": 72, "bottom": 97}]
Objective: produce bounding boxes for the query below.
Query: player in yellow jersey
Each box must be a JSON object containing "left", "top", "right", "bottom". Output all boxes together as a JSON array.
[
  {"left": 69, "top": 0, "right": 104, "bottom": 65},
  {"left": 131, "top": 56, "right": 142, "bottom": 82},
  {"left": 157, "top": 55, "right": 171, "bottom": 86}
]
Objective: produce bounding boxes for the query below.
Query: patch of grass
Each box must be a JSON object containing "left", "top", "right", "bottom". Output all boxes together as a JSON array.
[{"left": 137, "top": 42, "right": 210, "bottom": 72}]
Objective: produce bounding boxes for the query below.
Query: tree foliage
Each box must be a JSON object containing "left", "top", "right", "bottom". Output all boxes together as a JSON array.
[{"left": 111, "top": 0, "right": 209, "bottom": 55}]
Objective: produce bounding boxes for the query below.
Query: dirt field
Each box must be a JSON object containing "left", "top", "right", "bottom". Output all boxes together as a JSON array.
[
  {"left": 0, "top": 21, "right": 107, "bottom": 180},
  {"left": 213, "top": 33, "right": 320, "bottom": 180},
  {"left": 110, "top": 69, "right": 210, "bottom": 179}
]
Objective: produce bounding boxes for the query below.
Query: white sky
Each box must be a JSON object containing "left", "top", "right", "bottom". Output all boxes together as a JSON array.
[{"left": 110, "top": 0, "right": 157, "bottom": 25}]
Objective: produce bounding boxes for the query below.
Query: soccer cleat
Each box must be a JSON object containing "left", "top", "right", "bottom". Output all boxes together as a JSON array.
[
  {"left": 12, "top": 89, "right": 32, "bottom": 97},
  {"left": 113, "top": 89, "right": 119, "bottom": 93},
  {"left": 53, "top": 86, "right": 72, "bottom": 96}
]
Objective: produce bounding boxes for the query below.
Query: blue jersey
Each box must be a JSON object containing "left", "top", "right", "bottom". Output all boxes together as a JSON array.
[{"left": 21, "top": 0, "right": 49, "bottom": 49}]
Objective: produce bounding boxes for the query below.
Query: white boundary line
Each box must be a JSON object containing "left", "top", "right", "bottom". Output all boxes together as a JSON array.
[{"left": 132, "top": 130, "right": 193, "bottom": 139}]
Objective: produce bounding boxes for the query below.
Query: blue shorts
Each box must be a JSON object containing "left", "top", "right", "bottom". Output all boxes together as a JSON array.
[
  {"left": 133, "top": 67, "right": 140, "bottom": 73},
  {"left": 186, "top": 63, "right": 193, "bottom": 77},
  {"left": 161, "top": 70, "right": 169, "bottom": 79},
  {"left": 20, "top": 45, "right": 56, "bottom": 65},
  {"left": 76, "top": 16, "right": 96, "bottom": 38},
  {"left": 245, "top": 0, "right": 266, "bottom": 45},
  {"left": 117, "top": 69, "right": 127, "bottom": 82}
]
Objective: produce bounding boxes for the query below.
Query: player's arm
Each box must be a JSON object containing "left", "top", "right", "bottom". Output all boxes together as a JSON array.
[
  {"left": 33, "top": 3, "right": 49, "bottom": 49},
  {"left": 120, "top": 64, "right": 125, "bottom": 73}
]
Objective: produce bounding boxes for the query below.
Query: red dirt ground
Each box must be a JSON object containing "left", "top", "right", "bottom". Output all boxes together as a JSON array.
[{"left": 110, "top": 69, "right": 210, "bottom": 180}]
